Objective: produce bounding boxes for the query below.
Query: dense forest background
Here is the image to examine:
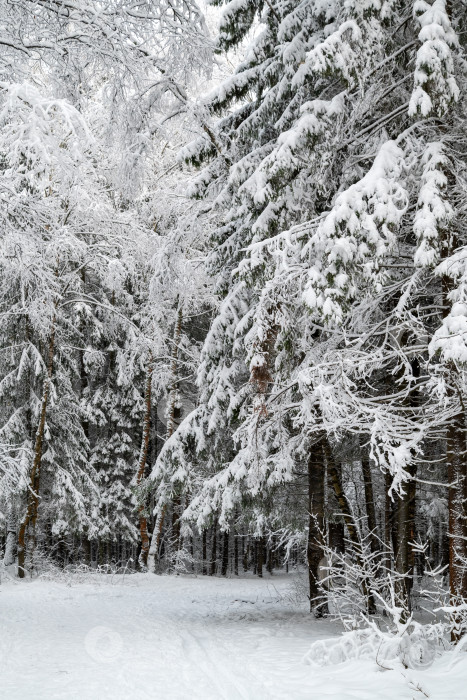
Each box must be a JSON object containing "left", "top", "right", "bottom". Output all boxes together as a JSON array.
[{"left": 1, "top": 0, "right": 467, "bottom": 643}]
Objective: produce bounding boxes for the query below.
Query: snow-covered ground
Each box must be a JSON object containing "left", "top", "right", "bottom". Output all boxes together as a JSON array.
[{"left": 1, "top": 571, "right": 466, "bottom": 699}]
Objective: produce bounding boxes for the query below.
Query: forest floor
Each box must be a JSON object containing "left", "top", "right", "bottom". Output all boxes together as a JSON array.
[{"left": 0, "top": 570, "right": 466, "bottom": 699}]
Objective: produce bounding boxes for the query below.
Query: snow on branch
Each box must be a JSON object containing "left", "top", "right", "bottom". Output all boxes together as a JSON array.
[
  {"left": 414, "top": 142, "right": 453, "bottom": 268},
  {"left": 303, "top": 140, "right": 408, "bottom": 324},
  {"left": 293, "top": 20, "right": 363, "bottom": 88},
  {"left": 409, "top": 0, "right": 459, "bottom": 117},
  {"left": 0, "top": 81, "right": 92, "bottom": 179}
]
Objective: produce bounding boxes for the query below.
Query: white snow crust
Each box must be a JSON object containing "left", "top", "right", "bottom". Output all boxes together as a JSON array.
[{"left": 1, "top": 572, "right": 466, "bottom": 699}]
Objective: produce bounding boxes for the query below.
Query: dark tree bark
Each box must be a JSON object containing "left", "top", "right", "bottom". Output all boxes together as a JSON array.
[
  {"left": 243, "top": 537, "right": 249, "bottom": 572},
  {"left": 135, "top": 353, "right": 153, "bottom": 569},
  {"left": 324, "top": 441, "right": 376, "bottom": 614},
  {"left": 307, "top": 438, "right": 327, "bottom": 615},
  {"left": 328, "top": 522, "right": 345, "bottom": 554},
  {"left": 384, "top": 471, "right": 393, "bottom": 570},
  {"left": 394, "top": 356, "right": 420, "bottom": 615},
  {"left": 18, "top": 317, "right": 56, "bottom": 578},
  {"left": 210, "top": 519, "right": 218, "bottom": 576},
  {"left": 440, "top": 194, "right": 467, "bottom": 640},
  {"left": 171, "top": 495, "right": 182, "bottom": 552},
  {"left": 3, "top": 507, "right": 17, "bottom": 567},
  {"left": 153, "top": 306, "right": 183, "bottom": 559},
  {"left": 221, "top": 530, "right": 229, "bottom": 576},
  {"left": 360, "top": 438, "right": 379, "bottom": 555},
  {"left": 202, "top": 529, "right": 207, "bottom": 575},
  {"left": 257, "top": 537, "right": 264, "bottom": 578},
  {"left": 447, "top": 407, "right": 467, "bottom": 637},
  {"left": 84, "top": 538, "right": 91, "bottom": 566},
  {"left": 266, "top": 539, "right": 273, "bottom": 574}
]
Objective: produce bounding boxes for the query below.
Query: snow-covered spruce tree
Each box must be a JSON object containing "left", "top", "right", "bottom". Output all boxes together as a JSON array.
[
  {"left": 0, "top": 0, "right": 213, "bottom": 233},
  {"left": 163, "top": 0, "right": 345, "bottom": 578},
  {"left": 233, "top": 0, "right": 467, "bottom": 622},
  {"left": 138, "top": 148, "right": 215, "bottom": 571},
  {"left": 157, "top": 0, "right": 467, "bottom": 621},
  {"left": 0, "top": 0, "right": 213, "bottom": 572},
  {"left": 0, "top": 81, "right": 147, "bottom": 575},
  {"left": 162, "top": 0, "right": 396, "bottom": 595},
  {"left": 83, "top": 293, "right": 145, "bottom": 563}
]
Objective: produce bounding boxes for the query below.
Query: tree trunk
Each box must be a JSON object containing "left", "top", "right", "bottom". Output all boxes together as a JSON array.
[
  {"left": 18, "top": 317, "right": 56, "bottom": 578},
  {"left": 257, "top": 537, "right": 264, "bottom": 578},
  {"left": 394, "top": 356, "right": 420, "bottom": 615},
  {"left": 307, "top": 439, "right": 327, "bottom": 615},
  {"left": 234, "top": 511, "right": 239, "bottom": 576},
  {"left": 84, "top": 538, "right": 91, "bottom": 566},
  {"left": 243, "top": 537, "right": 249, "bottom": 572},
  {"left": 360, "top": 438, "right": 379, "bottom": 555},
  {"left": 447, "top": 408, "right": 467, "bottom": 637},
  {"left": 221, "top": 530, "right": 229, "bottom": 576},
  {"left": 4, "top": 506, "right": 17, "bottom": 566},
  {"left": 328, "top": 522, "right": 345, "bottom": 554},
  {"left": 202, "top": 529, "right": 207, "bottom": 575},
  {"left": 135, "top": 353, "right": 153, "bottom": 569},
  {"left": 384, "top": 471, "right": 393, "bottom": 570},
  {"left": 442, "top": 272, "right": 467, "bottom": 640},
  {"left": 266, "top": 539, "right": 273, "bottom": 574},
  {"left": 210, "top": 519, "right": 217, "bottom": 576},
  {"left": 79, "top": 269, "right": 90, "bottom": 442},
  {"left": 148, "top": 305, "right": 183, "bottom": 569},
  {"left": 172, "top": 495, "right": 182, "bottom": 553},
  {"left": 324, "top": 440, "right": 376, "bottom": 614},
  {"left": 395, "top": 488, "right": 411, "bottom": 612}
]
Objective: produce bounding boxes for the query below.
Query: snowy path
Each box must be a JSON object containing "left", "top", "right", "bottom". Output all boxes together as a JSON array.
[{"left": 1, "top": 573, "right": 466, "bottom": 699}]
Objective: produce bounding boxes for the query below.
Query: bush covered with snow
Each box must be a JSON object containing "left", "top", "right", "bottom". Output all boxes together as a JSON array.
[{"left": 304, "top": 622, "right": 446, "bottom": 670}]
